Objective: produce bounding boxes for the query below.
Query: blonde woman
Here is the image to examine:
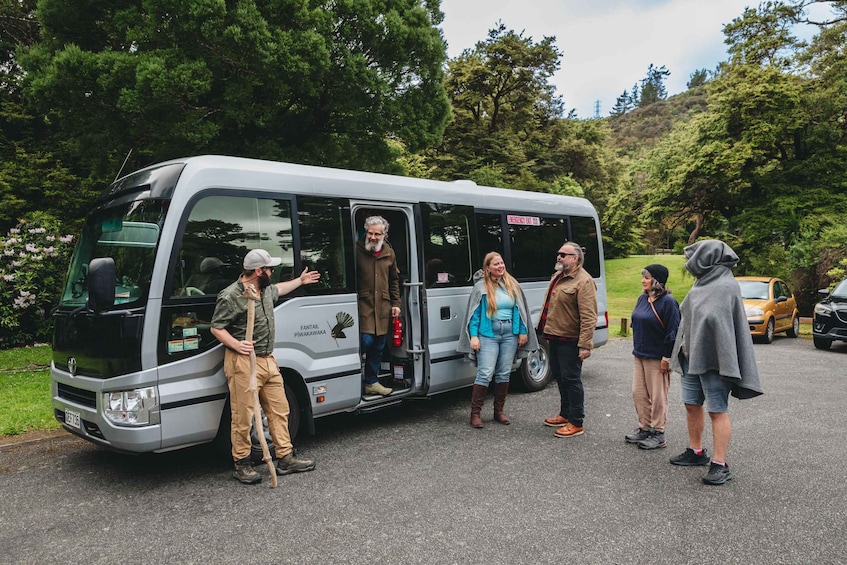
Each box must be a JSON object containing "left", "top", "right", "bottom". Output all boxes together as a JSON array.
[{"left": 458, "top": 252, "right": 538, "bottom": 428}]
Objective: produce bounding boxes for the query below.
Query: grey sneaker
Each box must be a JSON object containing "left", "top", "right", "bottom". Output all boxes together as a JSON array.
[
  {"left": 703, "top": 462, "right": 732, "bottom": 485},
  {"left": 625, "top": 427, "right": 651, "bottom": 443},
  {"left": 637, "top": 430, "right": 666, "bottom": 450},
  {"left": 669, "top": 447, "right": 710, "bottom": 466},
  {"left": 233, "top": 457, "right": 261, "bottom": 484},
  {"left": 276, "top": 452, "right": 316, "bottom": 476}
]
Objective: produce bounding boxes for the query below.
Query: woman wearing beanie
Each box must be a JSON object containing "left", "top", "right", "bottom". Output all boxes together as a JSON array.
[{"left": 625, "top": 264, "right": 680, "bottom": 449}]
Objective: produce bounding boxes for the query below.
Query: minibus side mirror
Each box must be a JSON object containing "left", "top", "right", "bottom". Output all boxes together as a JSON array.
[{"left": 87, "top": 257, "right": 116, "bottom": 313}]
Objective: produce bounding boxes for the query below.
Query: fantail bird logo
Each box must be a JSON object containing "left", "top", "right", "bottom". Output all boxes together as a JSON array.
[{"left": 330, "top": 311, "right": 355, "bottom": 339}]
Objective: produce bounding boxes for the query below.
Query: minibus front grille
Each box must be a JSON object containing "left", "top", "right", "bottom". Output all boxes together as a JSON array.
[{"left": 57, "top": 383, "right": 97, "bottom": 408}]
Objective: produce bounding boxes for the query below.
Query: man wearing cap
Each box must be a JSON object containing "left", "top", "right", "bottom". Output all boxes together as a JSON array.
[
  {"left": 210, "top": 248, "right": 321, "bottom": 484},
  {"left": 539, "top": 241, "right": 598, "bottom": 438}
]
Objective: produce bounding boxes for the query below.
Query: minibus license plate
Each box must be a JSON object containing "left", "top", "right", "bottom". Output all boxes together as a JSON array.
[{"left": 65, "top": 409, "right": 80, "bottom": 429}]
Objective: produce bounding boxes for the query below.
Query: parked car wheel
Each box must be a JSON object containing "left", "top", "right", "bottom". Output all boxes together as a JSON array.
[
  {"left": 517, "top": 335, "right": 550, "bottom": 392},
  {"left": 762, "top": 318, "right": 775, "bottom": 344},
  {"left": 814, "top": 336, "right": 832, "bottom": 350},
  {"left": 786, "top": 315, "right": 800, "bottom": 338}
]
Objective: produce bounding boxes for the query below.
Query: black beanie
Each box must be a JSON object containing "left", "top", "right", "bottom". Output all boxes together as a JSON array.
[{"left": 645, "top": 264, "right": 669, "bottom": 285}]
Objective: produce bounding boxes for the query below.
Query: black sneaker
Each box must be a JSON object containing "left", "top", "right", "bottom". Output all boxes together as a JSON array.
[
  {"left": 703, "top": 462, "right": 732, "bottom": 485},
  {"left": 637, "top": 430, "right": 666, "bottom": 450},
  {"left": 669, "top": 447, "right": 710, "bottom": 466},
  {"left": 233, "top": 457, "right": 262, "bottom": 484},
  {"left": 625, "top": 427, "right": 651, "bottom": 443},
  {"left": 276, "top": 452, "right": 316, "bottom": 476}
]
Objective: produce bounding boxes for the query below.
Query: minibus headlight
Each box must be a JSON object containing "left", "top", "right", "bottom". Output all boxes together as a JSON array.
[{"left": 104, "top": 387, "right": 160, "bottom": 426}]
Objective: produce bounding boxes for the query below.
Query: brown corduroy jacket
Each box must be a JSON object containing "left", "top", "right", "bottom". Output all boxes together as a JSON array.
[{"left": 540, "top": 266, "right": 598, "bottom": 350}]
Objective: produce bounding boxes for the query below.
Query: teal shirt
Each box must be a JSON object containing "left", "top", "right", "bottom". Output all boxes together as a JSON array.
[{"left": 468, "top": 295, "right": 527, "bottom": 338}]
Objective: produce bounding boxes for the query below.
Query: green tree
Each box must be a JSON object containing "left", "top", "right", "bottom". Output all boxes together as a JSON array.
[
  {"left": 686, "top": 68, "right": 710, "bottom": 89},
  {"left": 638, "top": 64, "right": 670, "bottom": 107},
  {"left": 609, "top": 89, "right": 634, "bottom": 116},
  {"left": 19, "top": 0, "right": 450, "bottom": 178},
  {"left": 723, "top": 2, "right": 803, "bottom": 69},
  {"left": 429, "top": 23, "right": 562, "bottom": 184}
]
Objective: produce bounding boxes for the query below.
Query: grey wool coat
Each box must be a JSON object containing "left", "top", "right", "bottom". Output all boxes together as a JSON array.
[{"left": 670, "top": 239, "right": 763, "bottom": 399}]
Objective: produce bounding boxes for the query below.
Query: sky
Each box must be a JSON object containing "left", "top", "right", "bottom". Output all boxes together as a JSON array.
[{"left": 439, "top": 0, "right": 825, "bottom": 119}]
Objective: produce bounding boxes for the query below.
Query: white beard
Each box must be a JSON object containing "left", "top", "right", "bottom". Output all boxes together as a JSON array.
[
  {"left": 554, "top": 262, "right": 565, "bottom": 273},
  {"left": 365, "top": 240, "right": 384, "bottom": 253}
]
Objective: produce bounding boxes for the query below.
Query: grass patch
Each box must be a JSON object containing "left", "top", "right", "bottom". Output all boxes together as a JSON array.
[
  {"left": 0, "top": 345, "right": 60, "bottom": 436},
  {"left": 605, "top": 254, "right": 693, "bottom": 324}
]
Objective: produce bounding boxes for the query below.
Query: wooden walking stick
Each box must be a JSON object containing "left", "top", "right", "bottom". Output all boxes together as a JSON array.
[{"left": 244, "top": 283, "right": 278, "bottom": 489}]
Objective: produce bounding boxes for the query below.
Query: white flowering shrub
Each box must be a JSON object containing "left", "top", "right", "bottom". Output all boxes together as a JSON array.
[{"left": 0, "top": 215, "right": 75, "bottom": 348}]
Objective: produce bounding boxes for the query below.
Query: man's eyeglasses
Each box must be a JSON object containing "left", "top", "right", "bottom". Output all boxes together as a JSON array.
[{"left": 557, "top": 252, "right": 577, "bottom": 258}]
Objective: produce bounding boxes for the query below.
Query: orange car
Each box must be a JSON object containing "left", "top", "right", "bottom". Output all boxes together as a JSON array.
[{"left": 735, "top": 277, "right": 800, "bottom": 343}]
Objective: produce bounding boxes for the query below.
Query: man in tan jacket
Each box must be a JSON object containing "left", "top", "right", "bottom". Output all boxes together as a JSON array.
[
  {"left": 538, "top": 242, "right": 598, "bottom": 438},
  {"left": 356, "top": 216, "right": 401, "bottom": 397}
]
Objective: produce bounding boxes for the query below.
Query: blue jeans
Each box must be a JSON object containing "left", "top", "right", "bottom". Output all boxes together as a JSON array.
[
  {"left": 474, "top": 319, "right": 518, "bottom": 386},
  {"left": 361, "top": 333, "right": 387, "bottom": 385},
  {"left": 549, "top": 340, "right": 584, "bottom": 427}
]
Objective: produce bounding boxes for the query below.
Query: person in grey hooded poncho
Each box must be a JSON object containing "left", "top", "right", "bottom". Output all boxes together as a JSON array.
[{"left": 669, "top": 239, "right": 762, "bottom": 485}]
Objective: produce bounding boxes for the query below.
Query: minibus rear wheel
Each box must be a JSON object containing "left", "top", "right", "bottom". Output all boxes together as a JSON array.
[{"left": 518, "top": 335, "right": 550, "bottom": 392}]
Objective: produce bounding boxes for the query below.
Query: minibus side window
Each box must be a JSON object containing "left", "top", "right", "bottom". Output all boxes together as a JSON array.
[
  {"left": 569, "top": 215, "right": 601, "bottom": 278},
  {"left": 473, "top": 212, "right": 505, "bottom": 269},
  {"left": 509, "top": 216, "right": 568, "bottom": 280},
  {"left": 421, "top": 203, "right": 473, "bottom": 287},
  {"left": 170, "top": 195, "right": 294, "bottom": 298},
  {"left": 159, "top": 195, "right": 294, "bottom": 363},
  {"left": 297, "top": 196, "right": 354, "bottom": 294}
]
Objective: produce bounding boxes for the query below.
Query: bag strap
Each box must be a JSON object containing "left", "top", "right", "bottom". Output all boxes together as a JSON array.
[{"left": 649, "top": 299, "right": 665, "bottom": 329}]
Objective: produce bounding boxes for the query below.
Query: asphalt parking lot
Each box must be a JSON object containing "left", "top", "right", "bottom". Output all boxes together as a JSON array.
[{"left": 1, "top": 335, "right": 845, "bottom": 564}]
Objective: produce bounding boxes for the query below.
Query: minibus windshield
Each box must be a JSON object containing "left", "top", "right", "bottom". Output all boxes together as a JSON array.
[{"left": 61, "top": 199, "right": 168, "bottom": 307}]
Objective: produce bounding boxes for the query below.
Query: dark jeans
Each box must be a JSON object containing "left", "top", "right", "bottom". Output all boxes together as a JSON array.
[
  {"left": 549, "top": 339, "right": 584, "bottom": 427},
  {"left": 361, "top": 333, "right": 387, "bottom": 385}
]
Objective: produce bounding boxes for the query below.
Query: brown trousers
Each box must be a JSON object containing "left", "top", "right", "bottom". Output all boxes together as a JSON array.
[
  {"left": 224, "top": 350, "right": 292, "bottom": 461},
  {"left": 632, "top": 357, "right": 670, "bottom": 432}
]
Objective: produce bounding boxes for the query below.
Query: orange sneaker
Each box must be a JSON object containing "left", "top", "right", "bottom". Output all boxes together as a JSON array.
[
  {"left": 543, "top": 415, "right": 569, "bottom": 427},
  {"left": 554, "top": 423, "right": 584, "bottom": 438}
]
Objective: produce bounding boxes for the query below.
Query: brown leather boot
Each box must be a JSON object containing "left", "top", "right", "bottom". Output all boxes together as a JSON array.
[
  {"left": 469, "top": 384, "right": 487, "bottom": 428},
  {"left": 493, "top": 382, "right": 511, "bottom": 425}
]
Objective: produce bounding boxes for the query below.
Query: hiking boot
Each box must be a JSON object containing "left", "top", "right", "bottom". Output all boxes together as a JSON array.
[
  {"left": 544, "top": 414, "right": 569, "bottom": 428},
  {"left": 669, "top": 447, "right": 710, "bottom": 466},
  {"left": 554, "top": 423, "right": 584, "bottom": 438},
  {"left": 703, "top": 462, "right": 732, "bottom": 485},
  {"left": 625, "top": 427, "right": 651, "bottom": 443},
  {"left": 637, "top": 430, "right": 666, "bottom": 450},
  {"left": 364, "top": 382, "right": 392, "bottom": 396},
  {"left": 233, "top": 457, "right": 262, "bottom": 484},
  {"left": 276, "top": 451, "right": 316, "bottom": 476}
]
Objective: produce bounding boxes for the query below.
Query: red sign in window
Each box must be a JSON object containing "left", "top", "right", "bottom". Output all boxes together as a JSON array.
[{"left": 506, "top": 215, "right": 540, "bottom": 226}]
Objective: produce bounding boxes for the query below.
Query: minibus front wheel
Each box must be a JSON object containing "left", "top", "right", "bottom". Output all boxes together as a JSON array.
[{"left": 518, "top": 335, "right": 550, "bottom": 392}]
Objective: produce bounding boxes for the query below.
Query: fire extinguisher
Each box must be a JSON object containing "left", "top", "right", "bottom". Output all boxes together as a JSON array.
[{"left": 392, "top": 316, "right": 404, "bottom": 347}]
